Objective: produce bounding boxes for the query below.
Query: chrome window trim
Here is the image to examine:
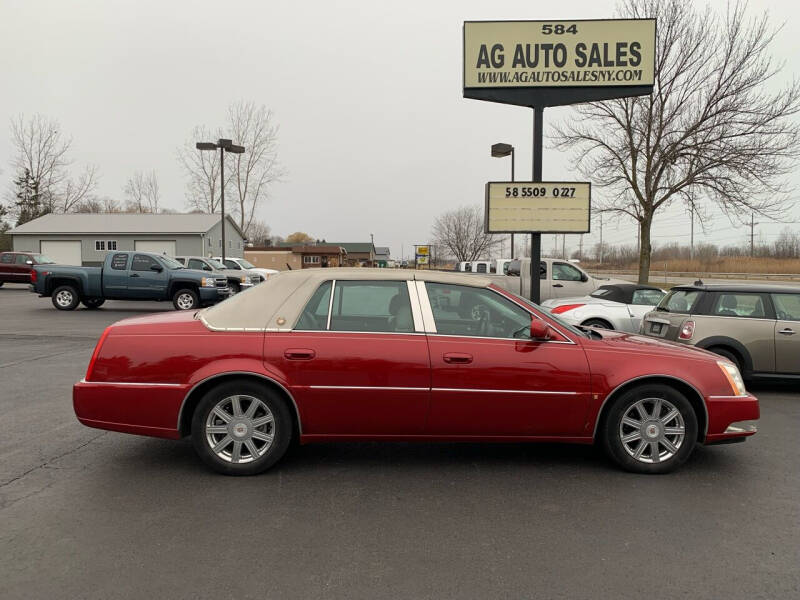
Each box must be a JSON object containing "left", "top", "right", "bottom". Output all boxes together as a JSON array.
[
  {"left": 79, "top": 378, "right": 183, "bottom": 388},
  {"left": 693, "top": 314, "right": 775, "bottom": 322},
  {"left": 591, "top": 374, "right": 710, "bottom": 440},
  {"left": 424, "top": 333, "right": 575, "bottom": 345},
  {"left": 289, "top": 330, "right": 426, "bottom": 337},
  {"left": 415, "top": 281, "right": 437, "bottom": 333},
  {"left": 406, "top": 280, "right": 424, "bottom": 333},
  {"left": 176, "top": 371, "right": 302, "bottom": 435},
  {"left": 326, "top": 280, "right": 336, "bottom": 330}
]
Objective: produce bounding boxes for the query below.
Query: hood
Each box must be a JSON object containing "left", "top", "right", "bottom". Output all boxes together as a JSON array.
[{"left": 585, "top": 328, "right": 721, "bottom": 362}]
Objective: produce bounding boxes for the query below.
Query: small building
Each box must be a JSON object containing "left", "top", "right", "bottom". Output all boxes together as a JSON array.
[
  {"left": 9, "top": 213, "right": 245, "bottom": 266},
  {"left": 328, "top": 242, "right": 376, "bottom": 267},
  {"left": 375, "top": 246, "right": 391, "bottom": 268},
  {"left": 246, "top": 245, "right": 347, "bottom": 270}
]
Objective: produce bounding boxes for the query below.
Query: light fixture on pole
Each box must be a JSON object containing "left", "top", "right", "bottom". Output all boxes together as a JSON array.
[
  {"left": 195, "top": 138, "right": 246, "bottom": 263},
  {"left": 491, "top": 143, "right": 515, "bottom": 259}
]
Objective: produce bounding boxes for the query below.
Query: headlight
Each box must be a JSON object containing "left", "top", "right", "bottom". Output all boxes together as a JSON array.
[
  {"left": 240, "top": 275, "right": 248, "bottom": 283},
  {"left": 200, "top": 277, "right": 216, "bottom": 288},
  {"left": 717, "top": 361, "right": 746, "bottom": 396}
]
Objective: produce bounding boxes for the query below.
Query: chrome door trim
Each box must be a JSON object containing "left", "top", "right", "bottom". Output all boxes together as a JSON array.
[
  {"left": 79, "top": 378, "right": 183, "bottom": 388},
  {"left": 433, "top": 387, "right": 579, "bottom": 395},
  {"left": 415, "top": 281, "right": 437, "bottom": 333},
  {"left": 309, "top": 385, "right": 429, "bottom": 391},
  {"left": 326, "top": 280, "right": 336, "bottom": 330},
  {"left": 591, "top": 374, "right": 709, "bottom": 440},
  {"left": 406, "top": 280, "right": 425, "bottom": 333},
  {"left": 176, "top": 371, "right": 303, "bottom": 435}
]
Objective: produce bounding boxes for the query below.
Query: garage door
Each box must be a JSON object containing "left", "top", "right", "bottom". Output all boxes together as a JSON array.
[
  {"left": 41, "top": 240, "right": 82, "bottom": 266},
  {"left": 134, "top": 240, "right": 177, "bottom": 257}
]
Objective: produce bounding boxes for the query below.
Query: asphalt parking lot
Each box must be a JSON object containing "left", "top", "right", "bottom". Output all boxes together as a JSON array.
[{"left": 1, "top": 284, "right": 798, "bottom": 599}]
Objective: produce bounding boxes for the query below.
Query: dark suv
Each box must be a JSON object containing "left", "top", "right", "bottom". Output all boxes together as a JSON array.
[
  {"left": 640, "top": 283, "right": 800, "bottom": 380},
  {"left": 0, "top": 252, "right": 56, "bottom": 286}
]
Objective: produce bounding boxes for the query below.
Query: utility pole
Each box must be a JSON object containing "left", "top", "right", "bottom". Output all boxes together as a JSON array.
[
  {"left": 562, "top": 234, "right": 566, "bottom": 259},
  {"left": 690, "top": 205, "right": 694, "bottom": 261},
  {"left": 750, "top": 212, "right": 758, "bottom": 257},
  {"left": 599, "top": 213, "right": 604, "bottom": 265},
  {"left": 578, "top": 235, "right": 584, "bottom": 261}
]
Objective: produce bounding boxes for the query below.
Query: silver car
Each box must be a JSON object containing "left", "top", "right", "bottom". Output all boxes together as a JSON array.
[
  {"left": 542, "top": 283, "right": 666, "bottom": 331},
  {"left": 175, "top": 256, "right": 261, "bottom": 293}
]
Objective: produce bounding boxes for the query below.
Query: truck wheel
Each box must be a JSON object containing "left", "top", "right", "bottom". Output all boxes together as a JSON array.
[
  {"left": 229, "top": 281, "right": 241, "bottom": 294},
  {"left": 81, "top": 298, "right": 105, "bottom": 309},
  {"left": 173, "top": 288, "right": 199, "bottom": 310},
  {"left": 52, "top": 285, "right": 80, "bottom": 311}
]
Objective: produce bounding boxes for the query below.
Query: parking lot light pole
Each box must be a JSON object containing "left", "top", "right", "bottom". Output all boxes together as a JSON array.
[
  {"left": 491, "top": 143, "right": 515, "bottom": 259},
  {"left": 195, "top": 139, "right": 246, "bottom": 263}
]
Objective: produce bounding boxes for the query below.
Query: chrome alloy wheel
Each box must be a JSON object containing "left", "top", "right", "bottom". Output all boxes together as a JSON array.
[
  {"left": 205, "top": 395, "right": 275, "bottom": 464},
  {"left": 618, "top": 397, "right": 686, "bottom": 464},
  {"left": 176, "top": 293, "right": 195, "bottom": 310},
  {"left": 55, "top": 289, "right": 74, "bottom": 307}
]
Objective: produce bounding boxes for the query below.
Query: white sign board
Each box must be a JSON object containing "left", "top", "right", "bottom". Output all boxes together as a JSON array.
[{"left": 485, "top": 182, "right": 591, "bottom": 233}]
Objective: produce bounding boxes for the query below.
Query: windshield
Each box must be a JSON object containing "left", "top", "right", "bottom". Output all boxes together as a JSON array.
[
  {"left": 657, "top": 289, "right": 701, "bottom": 313},
  {"left": 159, "top": 256, "right": 184, "bottom": 269},
  {"left": 237, "top": 259, "right": 256, "bottom": 269},
  {"left": 208, "top": 259, "right": 227, "bottom": 269},
  {"left": 505, "top": 290, "right": 587, "bottom": 338},
  {"left": 33, "top": 254, "right": 56, "bottom": 264}
]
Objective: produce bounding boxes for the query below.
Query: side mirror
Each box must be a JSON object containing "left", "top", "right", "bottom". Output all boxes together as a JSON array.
[
  {"left": 26, "top": 260, "right": 34, "bottom": 265},
  {"left": 530, "top": 317, "right": 551, "bottom": 340},
  {"left": 150, "top": 264, "right": 163, "bottom": 272},
  {"left": 581, "top": 273, "right": 589, "bottom": 282},
  {"left": 204, "top": 265, "right": 212, "bottom": 271}
]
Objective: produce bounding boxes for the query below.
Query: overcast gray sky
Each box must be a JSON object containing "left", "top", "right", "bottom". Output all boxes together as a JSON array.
[{"left": 1, "top": 0, "right": 798, "bottom": 260}]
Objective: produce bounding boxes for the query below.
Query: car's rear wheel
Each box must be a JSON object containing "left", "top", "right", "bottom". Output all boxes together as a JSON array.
[
  {"left": 582, "top": 318, "right": 613, "bottom": 329},
  {"left": 52, "top": 285, "right": 80, "bottom": 311},
  {"left": 172, "top": 288, "right": 199, "bottom": 310},
  {"left": 81, "top": 298, "right": 105, "bottom": 309},
  {"left": 191, "top": 380, "right": 292, "bottom": 475},
  {"left": 601, "top": 384, "right": 698, "bottom": 474}
]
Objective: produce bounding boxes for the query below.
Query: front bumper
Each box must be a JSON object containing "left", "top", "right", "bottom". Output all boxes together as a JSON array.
[
  {"left": 704, "top": 392, "right": 760, "bottom": 444},
  {"left": 199, "top": 286, "right": 231, "bottom": 302}
]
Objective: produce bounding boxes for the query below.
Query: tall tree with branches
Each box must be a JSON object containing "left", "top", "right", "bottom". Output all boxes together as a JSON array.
[
  {"left": 553, "top": 0, "right": 800, "bottom": 283},
  {"left": 177, "top": 125, "right": 226, "bottom": 214},
  {"left": 432, "top": 205, "right": 500, "bottom": 262},
  {"left": 123, "top": 170, "right": 160, "bottom": 213}
]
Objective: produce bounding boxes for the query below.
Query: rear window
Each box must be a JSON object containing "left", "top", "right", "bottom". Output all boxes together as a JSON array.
[
  {"left": 657, "top": 290, "right": 702, "bottom": 314},
  {"left": 632, "top": 289, "right": 666, "bottom": 306},
  {"left": 0, "top": 254, "right": 13, "bottom": 264}
]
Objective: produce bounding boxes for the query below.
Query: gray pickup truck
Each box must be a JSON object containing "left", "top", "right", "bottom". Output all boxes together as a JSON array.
[{"left": 30, "top": 251, "right": 231, "bottom": 311}]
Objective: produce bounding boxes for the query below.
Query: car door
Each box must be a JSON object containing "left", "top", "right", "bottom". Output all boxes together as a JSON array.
[
  {"left": 128, "top": 254, "right": 168, "bottom": 299},
  {"left": 771, "top": 293, "right": 800, "bottom": 374},
  {"left": 12, "top": 254, "right": 31, "bottom": 282},
  {"left": 421, "top": 281, "right": 591, "bottom": 437},
  {"left": 266, "top": 279, "right": 431, "bottom": 436},
  {"left": 551, "top": 262, "right": 593, "bottom": 299}
]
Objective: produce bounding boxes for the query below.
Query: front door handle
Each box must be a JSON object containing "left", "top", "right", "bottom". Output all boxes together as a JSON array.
[
  {"left": 130, "top": 273, "right": 140, "bottom": 277},
  {"left": 778, "top": 328, "right": 795, "bottom": 336},
  {"left": 443, "top": 352, "right": 473, "bottom": 364},
  {"left": 284, "top": 348, "right": 316, "bottom": 360},
  {"left": 552, "top": 283, "right": 563, "bottom": 288}
]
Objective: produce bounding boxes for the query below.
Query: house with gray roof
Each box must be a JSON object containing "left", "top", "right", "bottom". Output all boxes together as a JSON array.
[{"left": 10, "top": 213, "right": 245, "bottom": 266}]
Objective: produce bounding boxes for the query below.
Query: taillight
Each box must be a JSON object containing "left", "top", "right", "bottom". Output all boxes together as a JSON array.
[
  {"left": 679, "top": 320, "right": 695, "bottom": 340},
  {"left": 552, "top": 303, "right": 585, "bottom": 314},
  {"left": 85, "top": 326, "right": 112, "bottom": 381},
  {"left": 30, "top": 269, "right": 37, "bottom": 283}
]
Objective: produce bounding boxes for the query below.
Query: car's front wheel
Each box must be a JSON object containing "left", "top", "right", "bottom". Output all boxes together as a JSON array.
[
  {"left": 81, "top": 298, "right": 105, "bottom": 309},
  {"left": 172, "top": 288, "right": 199, "bottom": 310},
  {"left": 52, "top": 285, "right": 80, "bottom": 311},
  {"left": 601, "top": 384, "right": 698, "bottom": 474},
  {"left": 191, "top": 380, "right": 292, "bottom": 475}
]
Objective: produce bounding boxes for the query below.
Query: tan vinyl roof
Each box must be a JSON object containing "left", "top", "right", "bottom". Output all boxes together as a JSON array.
[{"left": 199, "top": 268, "right": 493, "bottom": 331}]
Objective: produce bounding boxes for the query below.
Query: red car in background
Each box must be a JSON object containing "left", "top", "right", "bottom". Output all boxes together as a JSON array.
[
  {"left": 0, "top": 251, "right": 56, "bottom": 285},
  {"left": 73, "top": 269, "right": 760, "bottom": 475}
]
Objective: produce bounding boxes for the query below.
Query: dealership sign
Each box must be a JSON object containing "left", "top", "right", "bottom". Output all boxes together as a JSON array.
[
  {"left": 464, "top": 19, "right": 655, "bottom": 107},
  {"left": 485, "top": 182, "right": 590, "bottom": 234}
]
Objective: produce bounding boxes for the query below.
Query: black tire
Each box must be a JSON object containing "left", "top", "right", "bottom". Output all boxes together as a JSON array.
[
  {"left": 51, "top": 285, "right": 80, "bottom": 311},
  {"left": 708, "top": 347, "right": 743, "bottom": 375},
  {"left": 582, "top": 318, "right": 613, "bottom": 329},
  {"left": 600, "top": 383, "right": 698, "bottom": 474},
  {"left": 191, "top": 380, "right": 292, "bottom": 475},
  {"left": 0, "top": 281, "right": 4, "bottom": 287},
  {"left": 172, "top": 288, "right": 199, "bottom": 310},
  {"left": 229, "top": 281, "right": 241, "bottom": 294},
  {"left": 81, "top": 298, "right": 105, "bottom": 309}
]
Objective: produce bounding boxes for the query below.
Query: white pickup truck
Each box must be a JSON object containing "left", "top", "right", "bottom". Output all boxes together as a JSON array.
[{"left": 489, "top": 257, "right": 623, "bottom": 302}]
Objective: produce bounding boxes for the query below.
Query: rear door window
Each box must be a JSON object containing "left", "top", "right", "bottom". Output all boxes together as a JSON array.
[
  {"left": 711, "top": 293, "right": 768, "bottom": 318},
  {"left": 110, "top": 254, "right": 129, "bottom": 270},
  {"left": 771, "top": 294, "right": 800, "bottom": 321},
  {"left": 0, "top": 254, "right": 13, "bottom": 264},
  {"left": 330, "top": 281, "right": 414, "bottom": 333}
]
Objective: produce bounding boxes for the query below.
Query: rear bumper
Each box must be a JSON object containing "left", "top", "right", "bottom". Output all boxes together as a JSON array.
[
  {"left": 73, "top": 379, "right": 186, "bottom": 439},
  {"left": 704, "top": 392, "right": 760, "bottom": 444}
]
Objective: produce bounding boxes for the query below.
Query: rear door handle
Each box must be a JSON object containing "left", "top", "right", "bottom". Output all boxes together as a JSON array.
[
  {"left": 284, "top": 348, "right": 316, "bottom": 360},
  {"left": 552, "top": 283, "right": 563, "bottom": 288},
  {"left": 443, "top": 352, "right": 473, "bottom": 364},
  {"left": 778, "top": 328, "right": 795, "bottom": 335}
]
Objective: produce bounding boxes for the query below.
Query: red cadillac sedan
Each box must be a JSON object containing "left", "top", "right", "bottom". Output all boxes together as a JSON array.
[{"left": 73, "top": 269, "right": 759, "bottom": 475}]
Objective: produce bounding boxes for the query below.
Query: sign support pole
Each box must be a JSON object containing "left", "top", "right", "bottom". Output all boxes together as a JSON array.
[{"left": 530, "top": 106, "right": 543, "bottom": 303}]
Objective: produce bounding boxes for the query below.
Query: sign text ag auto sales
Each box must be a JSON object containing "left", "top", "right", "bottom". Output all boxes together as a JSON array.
[{"left": 464, "top": 20, "right": 655, "bottom": 89}]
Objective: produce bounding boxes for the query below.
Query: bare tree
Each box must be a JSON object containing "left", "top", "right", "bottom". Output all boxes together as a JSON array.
[
  {"left": 227, "top": 101, "right": 284, "bottom": 233},
  {"left": 246, "top": 219, "right": 272, "bottom": 246},
  {"left": 74, "top": 195, "right": 123, "bottom": 214},
  {"left": 432, "top": 205, "right": 500, "bottom": 262},
  {"left": 123, "top": 170, "right": 160, "bottom": 213},
  {"left": 553, "top": 1, "right": 800, "bottom": 283},
  {"left": 7, "top": 113, "right": 99, "bottom": 215},
  {"left": 178, "top": 125, "right": 225, "bottom": 213}
]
